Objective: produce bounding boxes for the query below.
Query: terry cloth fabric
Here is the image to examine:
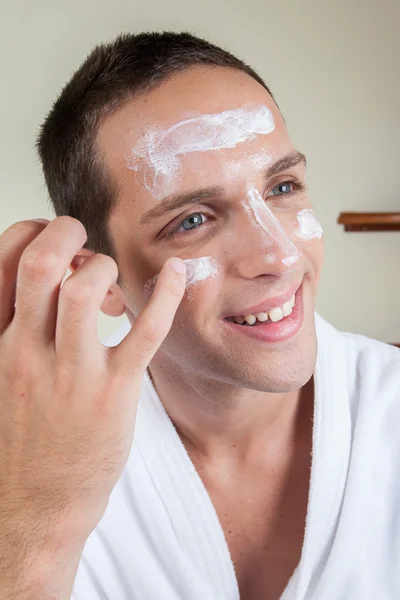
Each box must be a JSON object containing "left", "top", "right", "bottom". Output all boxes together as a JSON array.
[{"left": 71, "top": 312, "right": 400, "bottom": 600}]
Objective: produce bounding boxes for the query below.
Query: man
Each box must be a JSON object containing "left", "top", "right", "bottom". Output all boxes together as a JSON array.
[{"left": 0, "top": 32, "right": 399, "bottom": 600}]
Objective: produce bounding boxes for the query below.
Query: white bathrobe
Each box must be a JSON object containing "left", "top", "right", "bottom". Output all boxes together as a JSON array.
[{"left": 71, "top": 313, "right": 400, "bottom": 600}]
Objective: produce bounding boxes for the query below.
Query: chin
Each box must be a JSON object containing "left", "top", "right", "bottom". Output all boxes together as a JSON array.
[
  {"left": 209, "top": 324, "right": 318, "bottom": 393},
  {"left": 226, "top": 360, "right": 315, "bottom": 393}
]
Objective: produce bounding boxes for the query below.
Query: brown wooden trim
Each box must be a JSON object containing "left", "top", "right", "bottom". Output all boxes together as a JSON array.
[
  {"left": 336, "top": 214, "right": 400, "bottom": 346},
  {"left": 337, "top": 212, "right": 400, "bottom": 232}
]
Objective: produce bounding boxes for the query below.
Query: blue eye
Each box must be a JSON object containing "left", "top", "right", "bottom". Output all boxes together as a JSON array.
[
  {"left": 268, "top": 181, "right": 294, "bottom": 196},
  {"left": 163, "top": 212, "right": 210, "bottom": 240},
  {"left": 177, "top": 212, "right": 208, "bottom": 233}
]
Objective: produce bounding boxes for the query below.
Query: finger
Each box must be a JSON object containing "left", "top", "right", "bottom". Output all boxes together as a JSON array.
[
  {"left": 13, "top": 216, "right": 88, "bottom": 345},
  {"left": 0, "top": 219, "right": 50, "bottom": 334},
  {"left": 109, "top": 258, "right": 186, "bottom": 378},
  {"left": 56, "top": 253, "right": 119, "bottom": 365}
]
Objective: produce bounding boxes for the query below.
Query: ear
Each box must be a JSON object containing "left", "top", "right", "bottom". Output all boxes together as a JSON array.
[{"left": 69, "top": 249, "right": 127, "bottom": 318}]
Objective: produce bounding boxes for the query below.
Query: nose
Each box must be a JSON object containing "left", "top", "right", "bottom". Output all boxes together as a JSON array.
[{"left": 230, "top": 186, "right": 302, "bottom": 280}]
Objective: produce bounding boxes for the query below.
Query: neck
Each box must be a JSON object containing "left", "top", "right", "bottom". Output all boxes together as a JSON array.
[{"left": 148, "top": 355, "right": 314, "bottom": 465}]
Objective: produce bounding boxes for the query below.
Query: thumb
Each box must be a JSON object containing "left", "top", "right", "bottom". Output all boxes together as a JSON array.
[{"left": 110, "top": 257, "right": 186, "bottom": 377}]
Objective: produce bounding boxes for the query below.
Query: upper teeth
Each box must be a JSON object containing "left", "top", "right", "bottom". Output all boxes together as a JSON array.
[{"left": 232, "top": 294, "right": 296, "bottom": 325}]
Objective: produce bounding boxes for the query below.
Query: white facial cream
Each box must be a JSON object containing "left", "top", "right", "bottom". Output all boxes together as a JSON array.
[
  {"left": 222, "top": 149, "right": 273, "bottom": 184},
  {"left": 250, "top": 149, "right": 273, "bottom": 172},
  {"left": 244, "top": 185, "right": 300, "bottom": 266},
  {"left": 264, "top": 253, "right": 277, "bottom": 264},
  {"left": 128, "top": 104, "right": 275, "bottom": 196},
  {"left": 144, "top": 256, "right": 219, "bottom": 296},
  {"left": 184, "top": 256, "right": 219, "bottom": 286},
  {"left": 296, "top": 209, "right": 323, "bottom": 240}
]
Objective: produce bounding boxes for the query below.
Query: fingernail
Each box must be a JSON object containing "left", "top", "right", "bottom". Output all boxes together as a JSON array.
[
  {"left": 169, "top": 258, "right": 186, "bottom": 274},
  {"left": 32, "top": 218, "right": 49, "bottom": 224}
]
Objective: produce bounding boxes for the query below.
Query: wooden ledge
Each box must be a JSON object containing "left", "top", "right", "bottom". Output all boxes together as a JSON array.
[{"left": 338, "top": 212, "right": 400, "bottom": 232}]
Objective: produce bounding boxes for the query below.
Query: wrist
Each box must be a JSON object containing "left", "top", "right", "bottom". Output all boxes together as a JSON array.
[{"left": 0, "top": 524, "right": 86, "bottom": 600}]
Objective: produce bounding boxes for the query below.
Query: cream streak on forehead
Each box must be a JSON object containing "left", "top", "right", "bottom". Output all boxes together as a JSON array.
[
  {"left": 128, "top": 104, "right": 275, "bottom": 196},
  {"left": 222, "top": 149, "right": 272, "bottom": 181}
]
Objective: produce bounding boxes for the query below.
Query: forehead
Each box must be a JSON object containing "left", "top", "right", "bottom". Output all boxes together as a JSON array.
[{"left": 97, "top": 66, "right": 291, "bottom": 189}]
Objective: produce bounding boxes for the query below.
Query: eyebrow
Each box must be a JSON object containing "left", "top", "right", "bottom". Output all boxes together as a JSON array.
[{"left": 139, "top": 149, "right": 307, "bottom": 226}]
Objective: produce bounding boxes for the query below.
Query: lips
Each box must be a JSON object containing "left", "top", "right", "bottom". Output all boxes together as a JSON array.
[
  {"left": 222, "top": 283, "right": 305, "bottom": 343},
  {"left": 223, "top": 281, "right": 302, "bottom": 320}
]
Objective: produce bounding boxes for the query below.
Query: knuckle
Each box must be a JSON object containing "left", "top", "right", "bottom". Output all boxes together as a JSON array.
[
  {"left": 0, "top": 253, "right": 9, "bottom": 278},
  {"left": 0, "top": 220, "right": 41, "bottom": 240},
  {"left": 93, "top": 253, "right": 118, "bottom": 276},
  {"left": 60, "top": 255, "right": 117, "bottom": 308},
  {"left": 9, "top": 219, "right": 38, "bottom": 230},
  {"left": 10, "top": 220, "right": 49, "bottom": 234},
  {"left": 163, "top": 279, "right": 184, "bottom": 301},
  {"left": 93, "top": 252, "right": 111, "bottom": 263},
  {"left": 12, "top": 345, "right": 39, "bottom": 378},
  {"left": 61, "top": 280, "right": 93, "bottom": 307},
  {"left": 21, "top": 248, "right": 59, "bottom": 280},
  {"left": 139, "top": 319, "right": 160, "bottom": 349}
]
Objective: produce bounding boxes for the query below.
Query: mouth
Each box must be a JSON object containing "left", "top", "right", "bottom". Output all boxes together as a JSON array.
[{"left": 222, "top": 282, "right": 305, "bottom": 343}]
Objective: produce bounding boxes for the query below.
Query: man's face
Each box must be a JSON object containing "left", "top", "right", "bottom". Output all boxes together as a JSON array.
[{"left": 98, "top": 66, "right": 324, "bottom": 392}]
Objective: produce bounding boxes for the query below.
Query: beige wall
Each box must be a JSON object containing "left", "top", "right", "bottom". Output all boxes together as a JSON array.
[{"left": 1, "top": 0, "right": 399, "bottom": 344}]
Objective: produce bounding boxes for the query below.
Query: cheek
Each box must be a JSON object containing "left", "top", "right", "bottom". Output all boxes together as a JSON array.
[
  {"left": 142, "top": 256, "right": 224, "bottom": 313},
  {"left": 297, "top": 236, "right": 324, "bottom": 282},
  {"left": 295, "top": 208, "right": 324, "bottom": 242},
  {"left": 184, "top": 256, "right": 219, "bottom": 286},
  {"left": 182, "top": 257, "right": 223, "bottom": 308},
  {"left": 267, "top": 209, "right": 323, "bottom": 274},
  {"left": 294, "top": 209, "right": 324, "bottom": 271},
  {"left": 172, "top": 272, "right": 225, "bottom": 337},
  {"left": 282, "top": 208, "right": 324, "bottom": 252},
  {"left": 314, "top": 237, "right": 325, "bottom": 273}
]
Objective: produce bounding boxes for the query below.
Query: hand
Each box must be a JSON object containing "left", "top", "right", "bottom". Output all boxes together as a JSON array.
[{"left": 0, "top": 216, "right": 186, "bottom": 542}]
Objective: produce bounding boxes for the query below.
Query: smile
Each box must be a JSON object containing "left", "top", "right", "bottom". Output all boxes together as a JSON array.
[
  {"left": 223, "top": 283, "right": 305, "bottom": 343},
  {"left": 226, "top": 294, "right": 296, "bottom": 326}
]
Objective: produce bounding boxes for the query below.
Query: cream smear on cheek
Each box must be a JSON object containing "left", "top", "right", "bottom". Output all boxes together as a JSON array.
[
  {"left": 184, "top": 256, "right": 219, "bottom": 285},
  {"left": 295, "top": 209, "right": 323, "bottom": 240},
  {"left": 144, "top": 256, "right": 219, "bottom": 296},
  {"left": 128, "top": 104, "right": 275, "bottom": 198}
]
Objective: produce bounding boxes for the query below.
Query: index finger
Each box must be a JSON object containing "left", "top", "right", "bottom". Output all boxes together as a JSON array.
[{"left": 109, "top": 257, "right": 186, "bottom": 378}]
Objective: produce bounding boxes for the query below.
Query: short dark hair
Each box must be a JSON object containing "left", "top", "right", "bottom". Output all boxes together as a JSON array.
[{"left": 36, "top": 31, "right": 277, "bottom": 289}]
